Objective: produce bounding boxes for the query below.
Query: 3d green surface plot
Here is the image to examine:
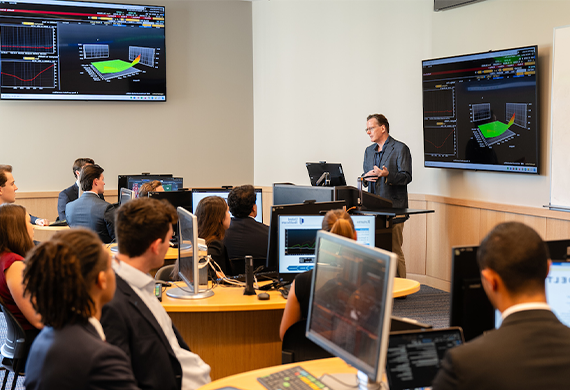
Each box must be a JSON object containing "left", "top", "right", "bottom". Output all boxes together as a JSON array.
[
  {"left": 477, "top": 114, "right": 516, "bottom": 146},
  {"left": 92, "top": 55, "right": 140, "bottom": 74}
]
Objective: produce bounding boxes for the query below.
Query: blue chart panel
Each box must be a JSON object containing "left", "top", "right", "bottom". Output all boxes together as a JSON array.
[
  {"left": 1, "top": 61, "right": 55, "bottom": 88},
  {"left": 1, "top": 26, "right": 54, "bottom": 54}
]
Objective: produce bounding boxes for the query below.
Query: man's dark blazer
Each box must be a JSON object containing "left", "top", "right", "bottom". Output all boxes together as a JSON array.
[
  {"left": 432, "top": 309, "right": 570, "bottom": 390},
  {"left": 65, "top": 192, "right": 115, "bottom": 243},
  {"left": 223, "top": 217, "right": 269, "bottom": 260},
  {"left": 58, "top": 183, "right": 104, "bottom": 221},
  {"left": 363, "top": 136, "right": 412, "bottom": 209},
  {"left": 25, "top": 322, "right": 139, "bottom": 390},
  {"left": 101, "top": 275, "right": 189, "bottom": 390}
]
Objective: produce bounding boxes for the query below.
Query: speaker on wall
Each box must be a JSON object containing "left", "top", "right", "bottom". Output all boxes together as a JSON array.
[{"left": 434, "top": 0, "right": 486, "bottom": 11}]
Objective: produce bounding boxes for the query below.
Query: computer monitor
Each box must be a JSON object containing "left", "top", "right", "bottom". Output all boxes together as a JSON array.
[
  {"left": 166, "top": 207, "right": 214, "bottom": 300},
  {"left": 306, "top": 230, "right": 398, "bottom": 386},
  {"left": 147, "top": 190, "right": 193, "bottom": 213},
  {"left": 117, "top": 174, "right": 183, "bottom": 197},
  {"left": 191, "top": 188, "right": 263, "bottom": 223},
  {"left": 495, "top": 260, "right": 570, "bottom": 329},
  {"left": 119, "top": 188, "right": 134, "bottom": 205},
  {"left": 277, "top": 214, "right": 376, "bottom": 282},
  {"left": 265, "top": 200, "right": 346, "bottom": 274},
  {"left": 449, "top": 246, "right": 494, "bottom": 342},
  {"left": 273, "top": 184, "right": 334, "bottom": 206},
  {"left": 306, "top": 162, "right": 347, "bottom": 187}
]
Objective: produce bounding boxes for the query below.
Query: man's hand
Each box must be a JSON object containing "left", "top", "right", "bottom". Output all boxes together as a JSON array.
[
  {"left": 35, "top": 219, "right": 49, "bottom": 226},
  {"left": 365, "top": 165, "right": 389, "bottom": 182}
]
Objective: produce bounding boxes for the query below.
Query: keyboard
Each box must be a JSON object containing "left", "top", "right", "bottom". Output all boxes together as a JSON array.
[
  {"left": 257, "top": 366, "right": 330, "bottom": 390},
  {"left": 229, "top": 271, "right": 278, "bottom": 282}
]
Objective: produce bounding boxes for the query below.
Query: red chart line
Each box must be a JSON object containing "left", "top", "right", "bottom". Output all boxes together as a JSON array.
[
  {"left": 2, "top": 45, "right": 53, "bottom": 50},
  {"left": 425, "top": 129, "right": 455, "bottom": 149},
  {"left": 1, "top": 63, "right": 54, "bottom": 82}
]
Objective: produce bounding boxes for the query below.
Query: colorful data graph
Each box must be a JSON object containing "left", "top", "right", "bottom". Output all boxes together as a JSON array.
[
  {"left": 92, "top": 54, "right": 141, "bottom": 74},
  {"left": 424, "top": 127, "right": 456, "bottom": 156},
  {"left": 478, "top": 113, "right": 516, "bottom": 138},
  {"left": 1, "top": 61, "right": 55, "bottom": 88}
]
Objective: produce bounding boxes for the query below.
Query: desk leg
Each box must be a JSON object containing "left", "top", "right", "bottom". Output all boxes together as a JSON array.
[{"left": 168, "top": 309, "right": 284, "bottom": 380}]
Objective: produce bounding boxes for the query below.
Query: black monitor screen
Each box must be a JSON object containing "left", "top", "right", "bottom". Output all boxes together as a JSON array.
[
  {"left": 422, "top": 45, "right": 539, "bottom": 174},
  {"left": 127, "top": 177, "right": 182, "bottom": 197},
  {"left": 0, "top": 0, "right": 166, "bottom": 101}
]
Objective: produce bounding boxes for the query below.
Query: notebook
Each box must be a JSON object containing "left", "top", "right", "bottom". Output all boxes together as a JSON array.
[{"left": 385, "top": 327, "right": 464, "bottom": 390}]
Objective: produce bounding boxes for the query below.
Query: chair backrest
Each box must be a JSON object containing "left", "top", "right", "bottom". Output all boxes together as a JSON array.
[
  {"left": 155, "top": 264, "right": 176, "bottom": 281},
  {"left": 228, "top": 257, "right": 266, "bottom": 276},
  {"left": 281, "top": 320, "right": 333, "bottom": 364},
  {"left": 0, "top": 302, "right": 28, "bottom": 375}
]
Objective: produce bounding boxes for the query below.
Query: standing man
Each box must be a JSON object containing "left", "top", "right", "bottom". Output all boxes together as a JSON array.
[
  {"left": 362, "top": 114, "right": 412, "bottom": 278},
  {"left": 101, "top": 198, "right": 211, "bottom": 390},
  {"left": 432, "top": 222, "right": 570, "bottom": 390},
  {"left": 0, "top": 164, "right": 49, "bottom": 226},
  {"left": 66, "top": 164, "right": 115, "bottom": 244},
  {"left": 57, "top": 157, "right": 104, "bottom": 221}
]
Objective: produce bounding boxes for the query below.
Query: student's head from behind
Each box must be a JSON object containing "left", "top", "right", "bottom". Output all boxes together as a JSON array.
[
  {"left": 196, "top": 196, "right": 230, "bottom": 244},
  {"left": 322, "top": 209, "right": 356, "bottom": 240},
  {"left": 0, "top": 203, "right": 34, "bottom": 257},
  {"left": 0, "top": 164, "right": 18, "bottom": 204},
  {"left": 115, "top": 197, "right": 177, "bottom": 259},
  {"left": 477, "top": 222, "right": 549, "bottom": 305},
  {"left": 227, "top": 185, "right": 256, "bottom": 218},
  {"left": 79, "top": 164, "right": 105, "bottom": 194},
  {"left": 72, "top": 158, "right": 95, "bottom": 180},
  {"left": 23, "top": 229, "right": 114, "bottom": 329},
  {"left": 138, "top": 180, "right": 164, "bottom": 198}
]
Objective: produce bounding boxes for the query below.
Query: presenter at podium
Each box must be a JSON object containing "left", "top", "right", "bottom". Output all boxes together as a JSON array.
[{"left": 362, "top": 113, "right": 412, "bottom": 278}]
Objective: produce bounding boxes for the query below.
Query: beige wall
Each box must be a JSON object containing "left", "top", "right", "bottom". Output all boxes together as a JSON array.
[
  {"left": 2, "top": 1, "right": 254, "bottom": 193},
  {"left": 252, "top": 0, "right": 570, "bottom": 209}
]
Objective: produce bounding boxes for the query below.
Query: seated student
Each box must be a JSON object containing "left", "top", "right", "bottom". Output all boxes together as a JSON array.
[
  {"left": 432, "top": 222, "right": 570, "bottom": 390},
  {"left": 101, "top": 198, "right": 211, "bottom": 390},
  {"left": 66, "top": 164, "right": 116, "bottom": 244},
  {"left": 196, "top": 196, "right": 231, "bottom": 275},
  {"left": 0, "top": 164, "right": 49, "bottom": 226},
  {"left": 279, "top": 209, "right": 356, "bottom": 340},
  {"left": 137, "top": 180, "right": 164, "bottom": 198},
  {"left": 23, "top": 229, "right": 140, "bottom": 390},
  {"left": 57, "top": 158, "right": 105, "bottom": 221},
  {"left": 223, "top": 185, "right": 269, "bottom": 260},
  {"left": 0, "top": 204, "right": 43, "bottom": 350}
]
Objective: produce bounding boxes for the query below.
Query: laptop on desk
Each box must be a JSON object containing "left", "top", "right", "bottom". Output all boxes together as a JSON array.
[{"left": 385, "top": 327, "right": 464, "bottom": 390}]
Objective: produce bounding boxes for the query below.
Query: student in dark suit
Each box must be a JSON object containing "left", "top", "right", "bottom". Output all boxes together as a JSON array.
[
  {"left": 66, "top": 164, "right": 115, "bottom": 244},
  {"left": 57, "top": 158, "right": 105, "bottom": 221},
  {"left": 24, "top": 229, "right": 140, "bottom": 390},
  {"left": 362, "top": 114, "right": 412, "bottom": 277},
  {"left": 101, "top": 198, "right": 210, "bottom": 390},
  {"left": 224, "top": 184, "right": 269, "bottom": 261},
  {"left": 432, "top": 222, "right": 570, "bottom": 390}
]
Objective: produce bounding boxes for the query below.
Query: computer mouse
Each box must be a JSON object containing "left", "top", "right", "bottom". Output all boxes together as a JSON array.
[{"left": 258, "top": 292, "right": 270, "bottom": 300}]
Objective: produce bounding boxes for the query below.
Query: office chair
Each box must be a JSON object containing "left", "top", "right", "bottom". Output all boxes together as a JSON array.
[
  {"left": 281, "top": 320, "right": 333, "bottom": 364},
  {"left": 155, "top": 264, "right": 176, "bottom": 281},
  {"left": 0, "top": 303, "right": 28, "bottom": 390}
]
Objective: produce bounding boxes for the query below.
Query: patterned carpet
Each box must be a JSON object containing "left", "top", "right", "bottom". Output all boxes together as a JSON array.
[{"left": 0, "top": 283, "right": 450, "bottom": 389}]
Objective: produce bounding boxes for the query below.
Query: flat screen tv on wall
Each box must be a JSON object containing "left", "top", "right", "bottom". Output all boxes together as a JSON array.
[
  {"left": 0, "top": 0, "right": 166, "bottom": 101},
  {"left": 422, "top": 45, "right": 539, "bottom": 174}
]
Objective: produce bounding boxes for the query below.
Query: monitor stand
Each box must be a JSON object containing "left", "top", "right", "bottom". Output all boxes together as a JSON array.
[
  {"left": 166, "top": 284, "right": 214, "bottom": 300},
  {"left": 320, "top": 371, "right": 384, "bottom": 390}
]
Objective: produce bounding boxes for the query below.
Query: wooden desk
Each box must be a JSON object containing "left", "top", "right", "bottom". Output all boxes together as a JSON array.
[
  {"left": 163, "top": 277, "right": 419, "bottom": 380},
  {"left": 162, "top": 283, "right": 286, "bottom": 380},
  {"left": 32, "top": 225, "right": 70, "bottom": 242},
  {"left": 198, "top": 357, "right": 356, "bottom": 390}
]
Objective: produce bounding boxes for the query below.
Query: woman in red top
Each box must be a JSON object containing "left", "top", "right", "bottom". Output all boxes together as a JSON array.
[{"left": 0, "top": 203, "right": 43, "bottom": 344}]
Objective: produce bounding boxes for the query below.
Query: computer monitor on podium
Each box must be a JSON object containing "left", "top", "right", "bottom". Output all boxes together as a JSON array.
[
  {"left": 306, "top": 231, "right": 397, "bottom": 388},
  {"left": 166, "top": 207, "right": 213, "bottom": 300}
]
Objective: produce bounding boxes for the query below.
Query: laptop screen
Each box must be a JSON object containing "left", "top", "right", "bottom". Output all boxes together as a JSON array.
[{"left": 385, "top": 328, "right": 464, "bottom": 390}]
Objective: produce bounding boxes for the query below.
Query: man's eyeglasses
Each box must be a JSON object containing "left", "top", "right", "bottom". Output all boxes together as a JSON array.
[{"left": 365, "top": 125, "right": 377, "bottom": 133}]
